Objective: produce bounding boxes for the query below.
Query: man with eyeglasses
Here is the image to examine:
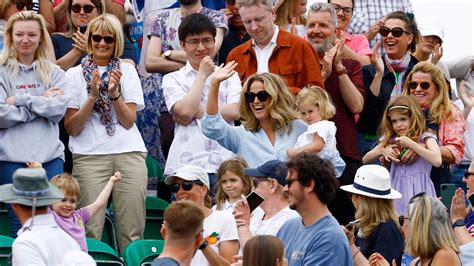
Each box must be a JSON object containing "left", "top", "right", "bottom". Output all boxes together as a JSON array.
[
  {"left": 276, "top": 153, "right": 352, "bottom": 266},
  {"left": 161, "top": 13, "right": 241, "bottom": 195},
  {"left": 226, "top": 0, "right": 323, "bottom": 95},
  {"left": 305, "top": 2, "right": 365, "bottom": 225}
]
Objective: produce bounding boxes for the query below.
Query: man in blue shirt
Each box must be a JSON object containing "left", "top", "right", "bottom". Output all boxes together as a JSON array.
[{"left": 277, "top": 154, "right": 353, "bottom": 266}]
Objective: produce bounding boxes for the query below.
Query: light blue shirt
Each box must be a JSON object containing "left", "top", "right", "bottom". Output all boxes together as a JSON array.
[{"left": 202, "top": 113, "right": 307, "bottom": 167}]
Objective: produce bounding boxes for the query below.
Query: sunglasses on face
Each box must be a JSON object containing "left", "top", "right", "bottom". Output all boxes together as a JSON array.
[
  {"left": 408, "top": 81, "right": 431, "bottom": 90},
  {"left": 170, "top": 180, "right": 203, "bottom": 193},
  {"left": 91, "top": 34, "right": 116, "bottom": 44},
  {"left": 465, "top": 170, "right": 474, "bottom": 179},
  {"left": 245, "top": 91, "right": 269, "bottom": 103},
  {"left": 398, "top": 215, "right": 410, "bottom": 227},
  {"left": 379, "top": 26, "right": 411, "bottom": 38},
  {"left": 14, "top": 0, "right": 33, "bottom": 10},
  {"left": 71, "top": 4, "right": 96, "bottom": 14}
]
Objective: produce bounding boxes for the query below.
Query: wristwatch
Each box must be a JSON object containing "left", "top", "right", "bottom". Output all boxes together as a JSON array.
[
  {"left": 198, "top": 239, "right": 208, "bottom": 250},
  {"left": 452, "top": 219, "right": 465, "bottom": 228},
  {"left": 335, "top": 66, "right": 347, "bottom": 76},
  {"left": 163, "top": 50, "right": 172, "bottom": 60}
]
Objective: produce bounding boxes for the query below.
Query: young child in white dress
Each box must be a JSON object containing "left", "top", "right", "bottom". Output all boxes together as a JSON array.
[{"left": 287, "top": 86, "right": 346, "bottom": 177}]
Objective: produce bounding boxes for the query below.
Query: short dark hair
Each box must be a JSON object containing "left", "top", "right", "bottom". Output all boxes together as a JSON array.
[
  {"left": 286, "top": 153, "right": 338, "bottom": 204},
  {"left": 178, "top": 13, "right": 217, "bottom": 42},
  {"left": 384, "top": 11, "right": 420, "bottom": 53}
]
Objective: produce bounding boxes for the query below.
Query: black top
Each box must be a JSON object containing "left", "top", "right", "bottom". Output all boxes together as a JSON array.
[
  {"left": 218, "top": 24, "right": 250, "bottom": 65},
  {"left": 355, "top": 220, "right": 404, "bottom": 266}
]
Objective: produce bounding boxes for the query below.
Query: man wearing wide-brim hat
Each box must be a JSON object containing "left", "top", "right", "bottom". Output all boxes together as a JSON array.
[{"left": 0, "top": 168, "right": 80, "bottom": 265}]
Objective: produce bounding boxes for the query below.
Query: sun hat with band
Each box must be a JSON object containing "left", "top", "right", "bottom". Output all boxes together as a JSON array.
[
  {"left": 0, "top": 168, "right": 64, "bottom": 206},
  {"left": 340, "top": 165, "right": 402, "bottom": 199},
  {"left": 164, "top": 165, "right": 210, "bottom": 189}
]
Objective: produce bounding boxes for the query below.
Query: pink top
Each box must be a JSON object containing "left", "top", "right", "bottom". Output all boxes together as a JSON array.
[
  {"left": 439, "top": 105, "right": 466, "bottom": 165},
  {"left": 51, "top": 208, "right": 90, "bottom": 252},
  {"left": 344, "top": 31, "right": 372, "bottom": 56}
]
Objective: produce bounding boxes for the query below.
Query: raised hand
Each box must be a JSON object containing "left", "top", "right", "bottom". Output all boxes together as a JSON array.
[
  {"left": 110, "top": 171, "right": 122, "bottom": 183},
  {"left": 211, "top": 61, "right": 238, "bottom": 83},
  {"left": 372, "top": 41, "right": 384, "bottom": 74},
  {"left": 321, "top": 45, "right": 337, "bottom": 80},
  {"left": 459, "top": 81, "right": 473, "bottom": 109},
  {"left": 430, "top": 43, "right": 443, "bottom": 65},
  {"left": 89, "top": 70, "right": 101, "bottom": 100},
  {"left": 72, "top": 28, "right": 87, "bottom": 53},
  {"left": 108, "top": 68, "right": 122, "bottom": 98},
  {"left": 198, "top": 56, "right": 216, "bottom": 78}
]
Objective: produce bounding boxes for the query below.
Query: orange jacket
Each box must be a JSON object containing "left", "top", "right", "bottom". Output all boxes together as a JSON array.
[{"left": 226, "top": 29, "right": 324, "bottom": 94}]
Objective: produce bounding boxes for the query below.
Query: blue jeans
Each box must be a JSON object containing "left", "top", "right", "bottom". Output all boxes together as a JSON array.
[{"left": 0, "top": 159, "right": 63, "bottom": 237}]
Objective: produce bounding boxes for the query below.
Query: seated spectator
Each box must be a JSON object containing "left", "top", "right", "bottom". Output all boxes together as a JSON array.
[
  {"left": 233, "top": 160, "right": 299, "bottom": 248},
  {"left": 203, "top": 73, "right": 307, "bottom": 167},
  {"left": 165, "top": 165, "right": 239, "bottom": 265},
  {"left": 450, "top": 185, "right": 474, "bottom": 265},
  {"left": 277, "top": 154, "right": 352, "bottom": 265},
  {"left": 152, "top": 201, "right": 205, "bottom": 266},
  {"left": 340, "top": 164, "right": 404, "bottom": 265},
  {"left": 0, "top": 168, "right": 80, "bottom": 264},
  {"left": 328, "top": 0, "right": 372, "bottom": 65},
  {"left": 274, "top": 0, "right": 307, "bottom": 37},
  {"left": 242, "top": 235, "right": 287, "bottom": 266}
]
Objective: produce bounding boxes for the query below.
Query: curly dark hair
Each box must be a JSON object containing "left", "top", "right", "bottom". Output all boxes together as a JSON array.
[
  {"left": 286, "top": 153, "right": 338, "bottom": 204},
  {"left": 384, "top": 11, "right": 420, "bottom": 53}
]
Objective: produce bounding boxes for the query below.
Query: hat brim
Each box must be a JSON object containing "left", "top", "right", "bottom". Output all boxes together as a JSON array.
[
  {"left": 245, "top": 168, "right": 266, "bottom": 178},
  {"left": 0, "top": 183, "right": 64, "bottom": 206},
  {"left": 164, "top": 174, "right": 198, "bottom": 185},
  {"left": 340, "top": 184, "right": 402, "bottom": 200}
]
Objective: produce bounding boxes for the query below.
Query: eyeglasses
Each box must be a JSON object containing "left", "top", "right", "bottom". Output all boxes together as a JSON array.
[
  {"left": 285, "top": 178, "right": 299, "bottom": 187},
  {"left": 91, "top": 34, "right": 116, "bottom": 44},
  {"left": 331, "top": 3, "right": 353, "bottom": 16},
  {"left": 398, "top": 215, "right": 410, "bottom": 226},
  {"left": 245, "top": 91, "right": 269, "bottom": 103},
  {"left": 465, "top": 170, "right": 474, "bottom": 179},
  {"left": 408, "top": 81, "right": 431, "bottom": 90},
  {"left": 71, "top": 4, "right": 96, "bottom": 14},
  {"left": 170, "top": 181, "right": 203, "bottom": 193},
  {"left": 14, "top": 0, "right": 33, "bottom": 10},
  {"left": 184, "top": 38, "right": 214, "bottom": 48},
  {"left": 379, "top": 26, "right": 411, "bottom": 38}
]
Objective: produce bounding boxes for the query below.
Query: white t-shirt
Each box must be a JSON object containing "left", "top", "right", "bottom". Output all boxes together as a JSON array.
[
  {"left": 191, "top": 210, "right": 239, "bottom": 266},
  {"left": 249, "top": 206, "right": 299, "bottom": 236},
  {"left": 294, "top": 120, "right": 338, "bottom": 160},
  {"left": 66, "top": 62, "right": 147, "bottom": 155}
]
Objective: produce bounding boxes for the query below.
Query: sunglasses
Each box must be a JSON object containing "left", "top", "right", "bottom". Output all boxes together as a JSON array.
[
  {"left": 398, "top": 215, "right": 410, "bottom": 227},
  {"left": 170, "top": 180, "right": 203, "bottom": 193},
  {"left": 408, "top": 81, "right": 431, "bottom": 90},
  {"left": 245, "top": 91, "right": 269, "bottom": 103},
  {"left": 71, "top": 4, "right": 96, "bottom": 14},
  {"left": 14, "top": 1, "right": 33, "bottom": 10},
  {"left": 379, "top": 26, "right": 411, "bottom": 38},
  {"left": 91, "top": 34, "right": 116, "bottom": 44},
  {"left": 465, "top": 170, "right": 474, "bottom": 179}
]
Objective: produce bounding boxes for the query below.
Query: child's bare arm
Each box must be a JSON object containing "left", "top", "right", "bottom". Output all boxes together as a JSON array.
[
  {"left": 26, "top": 161, "right": 43, "bottom": 168},
  {"left": 287, "top": 133, "right": 325, "bottom": 157},
  {"left": 86, "top": 172, "right": 121, "bottom": 218}
]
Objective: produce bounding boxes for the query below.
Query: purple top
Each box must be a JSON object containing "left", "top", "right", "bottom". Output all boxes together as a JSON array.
[{"left": 51, "top": 207, "right": 90, "bottom": 252}]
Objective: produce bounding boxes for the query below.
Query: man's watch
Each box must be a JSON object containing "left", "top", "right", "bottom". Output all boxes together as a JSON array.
[
  {"left": 198, "top": 239, "right": 208, "bottom": 250},
  {"left": 452, "top": 219, "right": 465, "bottom": 228},
  {"left": 163, "top": 50, "right": 172, "bottom": 60},
  {"left": 335, "top": 66, "right": 347, "bottom": 76}
]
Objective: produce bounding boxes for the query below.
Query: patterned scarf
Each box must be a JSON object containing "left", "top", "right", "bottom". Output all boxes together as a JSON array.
[
  {"left": 385, "top": 52, "right": 411, "bottom": 101},
  {"left": 81, "top": 55, "right": 121, "bottom": 136}
]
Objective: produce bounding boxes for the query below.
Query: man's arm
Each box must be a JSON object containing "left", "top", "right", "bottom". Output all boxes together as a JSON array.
[{"left": 105, "top": 0, "right": 125, "bottom": 25}]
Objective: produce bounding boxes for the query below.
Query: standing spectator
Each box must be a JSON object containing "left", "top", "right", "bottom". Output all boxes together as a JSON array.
[
  {"left": 64, "top": 14, "right": 147, "bottom": 251},
  {"left": 402, "top": 61, "right": 466, "bottom": 195},
  {"left": 347, "top": 0, "right": 414, "bottom": 51},
  {"left": 340, "top": 164, "right": 404, "bottom": 265},
  {"left": 277, "top": 154, "right": 352, "bottom": 265},
  {"left": 203, "top": 73, "right": 307, "bottom": 167},
  {"left": 305, "top": 2, "right": 365, "bottom": 225},
  {"left": 161, "top": 13, "right": 241, "bottom": 193},
  {"left": 139, "top": 0, "right": 227, "bottom": 166},
  {"left": 328, "top": 0, "right": 372, "bottom": 65},
  {"left": 357, "top": 11, "right": 419, "bottom": 156},
  {"left": 0, "top": 11, "right": 70, "bottom": 236},
  {"left": 0, "top": 168, "right": 80, "bottom": 265},
  {"left": 274, "top": 0, "right": 307, "bottom": 38},
  {"left": 227, "top": 0, "right": 323, "bottom": 94},
  {"left": 152, "top": 201, "right": 205, "bottom": 266}
]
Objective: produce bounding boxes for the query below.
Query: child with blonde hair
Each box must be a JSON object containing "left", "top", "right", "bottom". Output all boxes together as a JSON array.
[
  {"left": 288, "top": 85, "right": 346, "bottom": 177},
  {"left": 363, "top": 95, "right": 441, "bottom": 214}
]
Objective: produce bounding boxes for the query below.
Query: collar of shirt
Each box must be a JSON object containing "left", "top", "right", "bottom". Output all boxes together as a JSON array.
[
  {"left": 343, "top": 31, "right": 353, "bottom": 41},
  {"left": 252, "top": 25, "right": 279, "bottom": 51},
  {"left": 18, "top": 213, "right": 57, "bottom": 235}
]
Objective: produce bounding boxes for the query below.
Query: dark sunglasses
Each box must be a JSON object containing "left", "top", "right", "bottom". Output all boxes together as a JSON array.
[
  {"left": 91, "top": 34, "right": 116, "bottom": 44},
  {"left": 14, "top": 1, "right": 33, "bottom": 10},
  {"left": 465, "top": 170, "right": 474, "bottom": 179},
  {"left": 170, "top": 180, "right": 203, "bottom": 193},
  {"left": 245, "top": 91, "right": 269, "bottom": 103},
  {"left": 379, "top": 26, "right": 411, "bottom": 38},
  {"left": 71, "top": 4, "right": 96, "bottom": 14},
  {"left": 398, "top": 215, "right": 410, "bottom": 226},
  {"left": 408, "top": 81, "right": 431, "bottom": 90}
]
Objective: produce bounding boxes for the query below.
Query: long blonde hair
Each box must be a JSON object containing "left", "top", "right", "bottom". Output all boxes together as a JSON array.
[
  {"left": 379, "top": 95, "right": 426, "bottom": 148},
  {"left": 275, "top": 0, "right": 307, "bottom": 28},
  {"left": 239, "top": 73, "right": 299, "bottom": 133},
  {"left": 402, "top": 61, "right": 455, "bottom": 124},
  {"left": 0, "top": 11, "right": 55, "bottom": 87},
  {"left": 355, "top": 195, "right": 401, "bottom": 239}
]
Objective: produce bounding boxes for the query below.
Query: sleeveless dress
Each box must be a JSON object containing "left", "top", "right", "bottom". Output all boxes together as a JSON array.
[{"left": 390, "top": 132, "right": 437, "bottom": 215}]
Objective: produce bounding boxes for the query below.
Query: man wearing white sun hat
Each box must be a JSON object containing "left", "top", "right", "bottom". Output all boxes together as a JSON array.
[{"left": 340, "top": 164, "right": 404, "bottom": 266}]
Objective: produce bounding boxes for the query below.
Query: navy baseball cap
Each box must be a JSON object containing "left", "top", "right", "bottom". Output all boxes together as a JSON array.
[{"left": 245, "top": 160, "right": 288, "bottom": 186}]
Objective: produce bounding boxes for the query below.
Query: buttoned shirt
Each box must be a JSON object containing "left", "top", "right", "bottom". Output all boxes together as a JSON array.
[{"left": 253, "top": 26, "right": 279, "bottom": 74}]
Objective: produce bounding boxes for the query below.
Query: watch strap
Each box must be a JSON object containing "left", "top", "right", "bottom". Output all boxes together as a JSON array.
[{"left": 452, "top": 219, "right": 465, "bottom": 228}]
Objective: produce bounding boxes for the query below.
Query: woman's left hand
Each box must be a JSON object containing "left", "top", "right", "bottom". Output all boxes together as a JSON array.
[
  {"left": 43, "top": 87, "right": 64, "bottom": 98},
  {"left": 108, "top": 69, "right": 122, "bottom": 98},
  {"left": 368, "top": 253, "right": 394, "bottom": 266},
  {"left": 233, "top": 194, "right": 251, "bottom": 226}
]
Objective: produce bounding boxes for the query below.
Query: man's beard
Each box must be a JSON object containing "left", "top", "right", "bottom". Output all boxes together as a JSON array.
[{"left": 310, "top": 35, "right": 333, "bottom": 54}]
